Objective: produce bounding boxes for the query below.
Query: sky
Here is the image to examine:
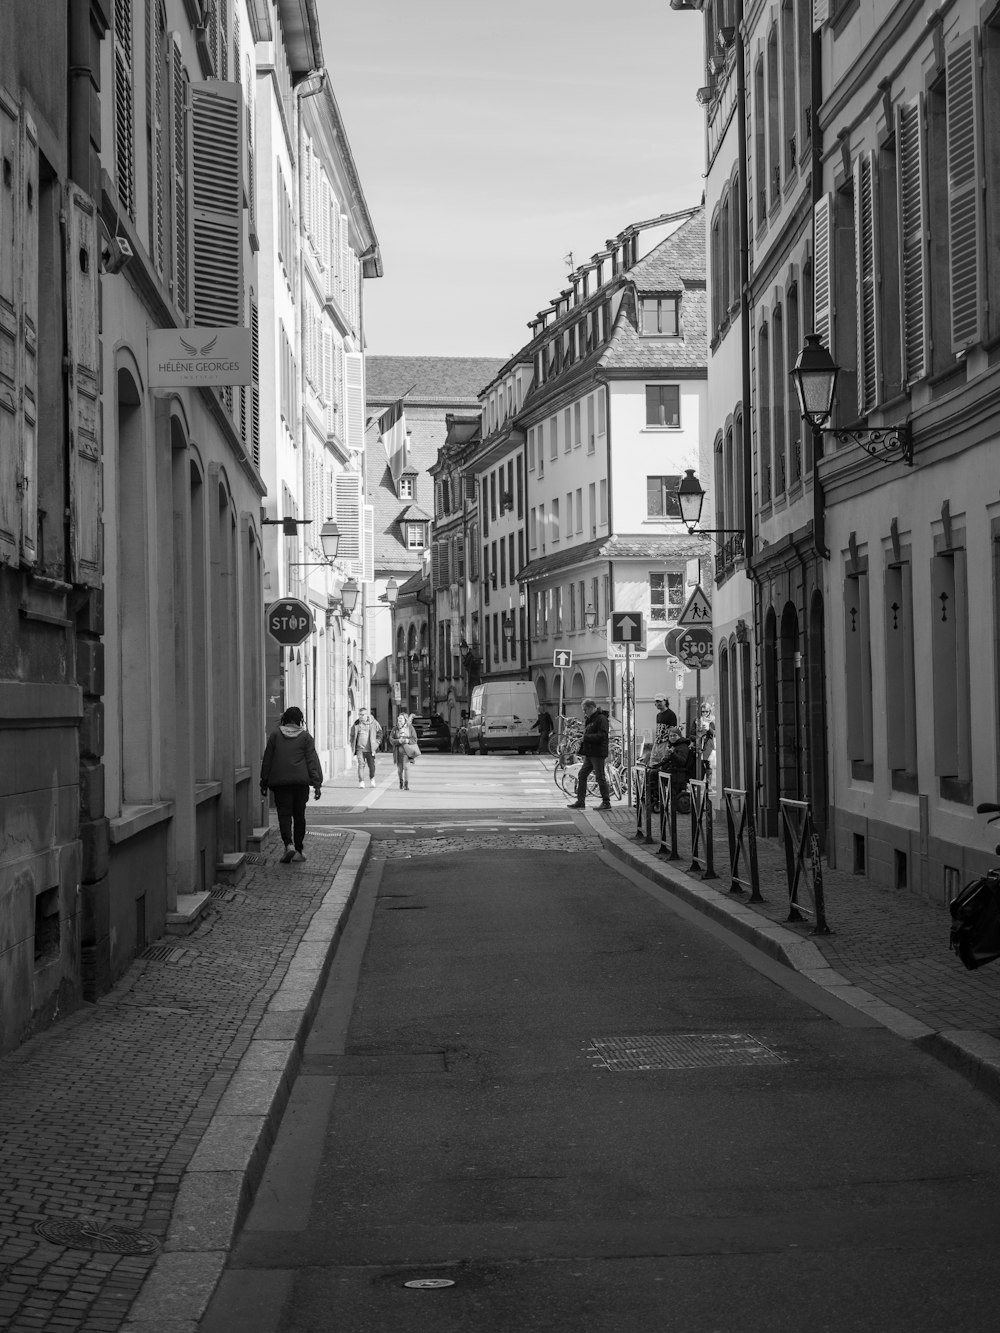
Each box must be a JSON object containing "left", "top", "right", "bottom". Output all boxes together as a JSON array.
[{"left": 317, "top": 0, "right": 707, "bottom": 361}]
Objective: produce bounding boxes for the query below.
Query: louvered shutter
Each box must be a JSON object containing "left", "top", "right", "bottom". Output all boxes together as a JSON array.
[
  {"left": 457, "top": 535, "right": 465, "bottom": 579},
  {"left": 363, "top": 503, "right": 374, "bottom": 584},
  {"left": 896, "top": 98, "right": 929, "bottom": 385},
  {"left": 946, "top": 31, "right": 984, "bottom": 353},
  {"left": 245, "top": 58, "right": 255, "bottom": 236},
  {"left": 466, "top": 474, "right": 476, "bottom": 502},
  {"left": 191, "top": 81, "right": 243, "bottom": 325},
  {"left": 340, "top": 213, "right": 349, "bottom": 308},
  {"left": 113, "top": 0, "right": 135, "bottom": 220},
  {"left": 853, "top": 151, "right": 881, "bottom": 414},
  {"left": 18, "top": 107, "right": 38, "bottom": 564},
  {"left": 250, "top": 294, "right": 260, "bottom": 466},
  {"left": 302, "top": 138, "right": 312, "bottom": 238},
  {"left": 441, "top": 541, "right": 450, "bottom": 586},
  {"left": 812, "top": 194, "right": 832, "bottom": 349},
  {"left": 0, "top": 88, "right": 20, "bottom": 564},
  {"left": 335, "top": 470, "right": 363, "bottom": 569},
  {"left": 344, "top": 351, "right": 364, "bottom": 450},
  {"left": 431, "top": 541, "right": 442, "bottom": 586},
  {"left": 169, "top": 35, "right": 189, "bottom": 315},
  {"left": 147, "top": 1, "right": 166, "bottom": 275},
  {"left": 65, "top": 184, "right": 102, "bottom": 586}
]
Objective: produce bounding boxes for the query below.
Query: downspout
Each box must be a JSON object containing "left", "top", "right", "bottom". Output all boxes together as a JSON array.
[
  {"left": 809, "top": 19, "right": 830, "bottom": 561},
  {"left": 294, "top": 69, "right": 328, "bottom": 733},
  {"left": 734, "top": 0, "right": 762, "bottom": 804}
]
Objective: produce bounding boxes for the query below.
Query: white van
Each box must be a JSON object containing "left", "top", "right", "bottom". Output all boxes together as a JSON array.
[{"left": 466, "top": 681, "right": 542, "bottom": 754}]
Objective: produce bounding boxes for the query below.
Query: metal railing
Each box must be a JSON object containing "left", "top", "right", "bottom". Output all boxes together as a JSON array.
[
  {"left": 723, "top": 788, "right": 763, "bottom": 901},
  {"left": 778, "top": 798, "right": 831, "bottom": 934}
]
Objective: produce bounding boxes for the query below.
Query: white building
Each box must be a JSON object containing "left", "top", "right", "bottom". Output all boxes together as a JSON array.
[
  {"left": 519, "top": 211, "right": 713, "bottom": 744},
  {"left": 255, "top": 1, "right": 381, "bottom": 778}
]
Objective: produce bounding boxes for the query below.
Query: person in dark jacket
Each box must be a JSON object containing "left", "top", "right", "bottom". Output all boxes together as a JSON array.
[
  {"left": 567, "top": 698, "right": 611, "bottom": 811},
  {"left": 531, "top": 707, "right": 554, "bottom": 754},
  {"left": 658, "top": 726, "right": 694, "bottom": 811},
  {"left": 260, "top": 706, "right": 323, "bottom": 863}
]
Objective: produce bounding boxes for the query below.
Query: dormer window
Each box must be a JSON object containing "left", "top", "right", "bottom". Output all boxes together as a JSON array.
[
  {"left": 641, "top": 296, "right": 680, "bottom": 336},
  {"left": 406, "top": 521, "right": 427, "bottom": 550},
  {"left": 398, "top": 476, "right": 414, "bottom": 499}
]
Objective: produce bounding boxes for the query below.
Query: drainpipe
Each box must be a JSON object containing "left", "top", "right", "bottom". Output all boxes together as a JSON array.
[
  {"left": 734, "top": 0, "right": 763, "bottom": 806},
  {"left": 809, "top": 18, "right": 830, "bottom": 561}
]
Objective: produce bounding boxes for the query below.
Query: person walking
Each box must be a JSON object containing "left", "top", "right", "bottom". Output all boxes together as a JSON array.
[
  {"left": 701, "top": 722, "right": 716, "bottom": 791},
  {"left": 531, "top": 706, "right": 554, "bottom": 755},
  {"left": 350, "top": 706, "right": 382, "bottom": 788},
  {"left": 260, "top": 706, "right": 323, "bottom": 863},
  {"left": 389, "top": 711, "right": 418, "bottom": 790},
  {"left": 567, "top": 698, "right": 611, "bottom": 811}
]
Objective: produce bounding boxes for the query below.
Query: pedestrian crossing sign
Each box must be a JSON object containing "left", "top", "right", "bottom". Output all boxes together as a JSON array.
[{"left": 676, "top": 585, "right": 712, "bottom": 628}]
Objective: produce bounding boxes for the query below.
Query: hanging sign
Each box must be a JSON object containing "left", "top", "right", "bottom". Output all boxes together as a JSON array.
[{"left": 148, "top": 326, "right": 252, "bottom": 387}]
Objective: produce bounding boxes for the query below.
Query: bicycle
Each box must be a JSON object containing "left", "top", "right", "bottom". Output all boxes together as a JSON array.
[
  {"left": 548, "top": 714, "right": 583, "bottom": 758},
  {"left": 949, "top": 802, "right": 1000, "bottom": 970},
  {"left": 553, "top": 736, "right": 625, "bottom": 801}
]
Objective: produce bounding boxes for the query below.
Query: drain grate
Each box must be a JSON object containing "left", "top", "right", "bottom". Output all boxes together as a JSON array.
[
  {"left": 34, "top": 1219, "right": 161, "bottom": 1255},
  {"left": 244, "top": 853, "right": 266, "bottom": 865},
  {"left": 585, "top": 1033, "right": 785, "bottom": 1071},
  {"left": 141, "top": 944, "right": 188, "bottom": 964}
]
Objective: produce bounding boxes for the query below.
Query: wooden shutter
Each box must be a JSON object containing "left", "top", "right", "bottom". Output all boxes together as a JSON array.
[
  {"left": 190, "top": 80, "right": 243, "bottom": 325},
  {"left": 335, "top": 470, "right": 363, "bottom": 567},
  {"left": 65, "top": 184, "right": 102, "bottom": 587},
  {"left": 853, "top": 151, "right": 881, "bottom": 414},
  {"left": 340, "top": 213, "right": 349, "bottom": 309},
  {"left": 456, "top": 534, "right": 465, "bottom": 578},
  {"left": 147, "top": 0, "right": 166, "bottom": 274},
  {"left": 113, "top": 0, "right": 135, "bottom": 220},
  {"left": 0, "top": 87, "right": 19, "bottom": 564},
  {"left": 896, "top": 98, "right": 929, "bottom": 385},
  {"left": 344, "top": 351, "right": 364, "bottom": 451},
  {"left": 18, "top": 107, "right": 38, "bottom": 565},
  {"left": 946, "top": 30, "right": 984, "bottom": 352},
  {"left": 168, "top": 34, "right": 189, "bottom": 315},
  {"left": 250, "top": 293, "right": 260, "bottom": 466},
  {"left": 812, "top": 193, "right": 833, "bottom": 349}
]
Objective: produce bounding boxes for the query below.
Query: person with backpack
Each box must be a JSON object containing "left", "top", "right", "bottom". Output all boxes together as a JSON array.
[
  {"left": 260, "top": 706, "right": 323, "bottom": 863},
  {"left": 658, "top": 726, "right": 695, "bottom": 814}
]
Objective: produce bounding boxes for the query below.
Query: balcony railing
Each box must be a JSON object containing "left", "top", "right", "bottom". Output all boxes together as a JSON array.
[{"left": 714, "top": 530, "right": 746, "bottom": 580}]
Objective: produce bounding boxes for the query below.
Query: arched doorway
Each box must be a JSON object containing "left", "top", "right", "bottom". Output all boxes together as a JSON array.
[
  {"left": 761, "top": 608, "right": 779, "bottom": 834},
  {"left": 808, "top": 589, "right": 829, "bottom": 851},
  {"left": 778, "top": 601, "right": 803, "bottom": 804}
]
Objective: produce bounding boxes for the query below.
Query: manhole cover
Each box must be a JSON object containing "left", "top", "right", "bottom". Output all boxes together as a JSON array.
[
  {"left": 585, "top": 1033, "right": 785, "bottom": 1071},
  {"left": 141, "top": 944, "right": 187, "bottom": 964},
  {"left": 34, "top": 1219, "right": 161, "bottom": 1255}
]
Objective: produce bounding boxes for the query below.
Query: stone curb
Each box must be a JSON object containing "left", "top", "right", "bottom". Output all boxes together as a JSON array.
[
  {"left": 120, "top": 831, "right": 372, "bottom": 1333},
  {"left": 593, "top": 815, "right": 1000, "bottom": 1105}
]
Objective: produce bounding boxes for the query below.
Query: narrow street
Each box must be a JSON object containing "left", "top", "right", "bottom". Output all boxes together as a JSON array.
[{"left": 202, "top": 785, "right": 1000, "bottom": 1333}]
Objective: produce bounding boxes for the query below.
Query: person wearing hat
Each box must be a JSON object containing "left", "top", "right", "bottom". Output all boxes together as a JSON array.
[{"left": 654, "top": 695, "right": 677, "bottom": 729}]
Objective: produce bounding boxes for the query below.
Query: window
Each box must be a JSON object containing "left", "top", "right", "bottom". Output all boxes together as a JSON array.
[
  {"left": 597, "top": 389, "right": 606, "bottom": 437},
  {"left": 884, "top": 550, "right": 917, "bottom": 787},
  {"left": 564, "top": 407, "right": 571, "bottom": 451},
  {"left": 570, "top": 582, "right": 577, "bottom": 630},
  {"left": 589, "top": 483, "right": 596, "bottom": 536},
  {"left": 931, "top": 534, "right": 972, "bottom": 799},
  {"left": 398, "top": 475, "right": 413, "bottom": 499},
  {"left": 550, "top": 414, "right": 558, "bottom": 460},
  {"left": 406, "top": 522, "right": 424, "bottom": 549},
  {"left": 599, "top": 479, "right": 608, "bottom": 526},
  {"left": 646, "top": 475, "right": 682, "bottom": 519},
  {"left": 586, "top": 395, "right": 595, "bottom": 452},
  {"left": 575, "top": 488, "right": 583, "bottom": 533},
  {"left": 650, "top": 571, "right": 684, "bottom": 623},
  {"left": 528, "top": 426, "right": 535, "bottom": 471},
  {"left": 640, "top": 296, "right": 680, "bottom": 336},
  {"left": 645, "top": 385, "right": 680, "bottom": 428},
  {"left": 537, "top": 422, "right": 544, "bottom": 476},
  {"left": 552, "top": 498, "right": 560, "bottom": 542},
  {"left": 844, "top": 558, "right": 874, "bottom": 777}
]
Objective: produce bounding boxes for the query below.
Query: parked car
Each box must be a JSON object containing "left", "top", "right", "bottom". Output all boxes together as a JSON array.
[{"left": 410, "top": 713, "right": 451, "bottom": 753}]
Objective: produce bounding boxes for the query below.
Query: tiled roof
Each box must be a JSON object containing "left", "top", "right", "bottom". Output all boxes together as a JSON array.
[
  {"left": 601, "top": 210, "right": 707, "bottom": 374},
  {"left": 367, "top": 356, "right": 506, "bottom": 407},
  {"left": 519, "top": 533, "right": 709, "bottom": 583},
  {"left": 627, "top": 210, "right": 705, "bottom": 292}
]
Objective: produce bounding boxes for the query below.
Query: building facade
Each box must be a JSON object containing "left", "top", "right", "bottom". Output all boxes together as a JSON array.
[
  {"left": 366, "top": 356, "right": 504, "bottom": 728},
  {"left": 255, "top": 2, "right": 381, "bottom": 780},
  {"left": 518, "top": 212, "right": 713, "bottom": 745}
]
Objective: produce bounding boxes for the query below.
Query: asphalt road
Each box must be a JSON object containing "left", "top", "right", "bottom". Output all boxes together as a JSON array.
[{"left": 202, "top": 813, "right": 1000, "bottom": 1333}]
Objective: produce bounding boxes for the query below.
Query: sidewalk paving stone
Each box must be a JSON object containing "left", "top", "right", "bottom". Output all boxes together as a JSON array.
[{"left": 0, "top": 826, "right": 368, "bottom": 1333}]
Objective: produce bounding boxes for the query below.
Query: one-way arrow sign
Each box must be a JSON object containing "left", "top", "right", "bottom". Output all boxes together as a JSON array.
[
  {"left": 676, "top": 585, "right": 712, "bottom": 628},
  {"left": 610, "top": 611, "right": 644, "bottom": 643},
  {"left": 553, "top": 649, "right": 573, "bottom": 669}
]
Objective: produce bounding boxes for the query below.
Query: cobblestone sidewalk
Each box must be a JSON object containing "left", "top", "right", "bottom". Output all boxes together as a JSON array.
[
  {"left": 0, "top": 830, "right": 357, "bottom": 1333},
  {"left": 598, "top": 802, "right": 1000, "bottom": 1039}
]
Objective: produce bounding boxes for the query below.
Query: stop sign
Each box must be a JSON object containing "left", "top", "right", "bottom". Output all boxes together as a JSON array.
[
  {"left": 665, "top": 624, "right": 714, "bottom": 669},
  {"left": 266, "top": 597, "right": 313, "bottom": 646}
]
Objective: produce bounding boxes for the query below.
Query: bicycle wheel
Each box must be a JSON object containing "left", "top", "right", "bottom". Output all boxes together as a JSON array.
[
  {"left": 560, "top": 762, "right": 583, "bottom": 798},
  {"left": 548, "top": 734, "right": 559, "bottom": 756},
  {"left": 606, "top": 764, "right": 623, "bottom": 801}
]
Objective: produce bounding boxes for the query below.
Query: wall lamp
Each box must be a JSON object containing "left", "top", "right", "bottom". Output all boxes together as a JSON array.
[
  {"left": 792, "top": 334, "right": 913, "bottom": 465},
  {"left": 329, "top": 577, "right": 360, "bottom": 617},
  {"left": 584, "top": 604, "right": 607, "bottom": 636},
  {"left": 288, "top": 519, "right": 342, "bottom": 569},
  {"left": 380, "top": 576, "right": 398, "bottom": 606},
  {"left": 501, "top": 613, "right": 515, "bottom": 645},
  {"left": 675, "top": 470, "right": 745, "bottom": 540}
]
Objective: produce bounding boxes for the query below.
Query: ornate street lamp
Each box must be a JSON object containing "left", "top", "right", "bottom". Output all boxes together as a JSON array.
[{"left": 791, "top": 334, "right": 912, "bottom": 465}]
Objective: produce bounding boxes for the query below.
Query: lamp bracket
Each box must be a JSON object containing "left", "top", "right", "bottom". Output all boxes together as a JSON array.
[{"left": 831, "top": 423, "right": 912, "bottom": 466}]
